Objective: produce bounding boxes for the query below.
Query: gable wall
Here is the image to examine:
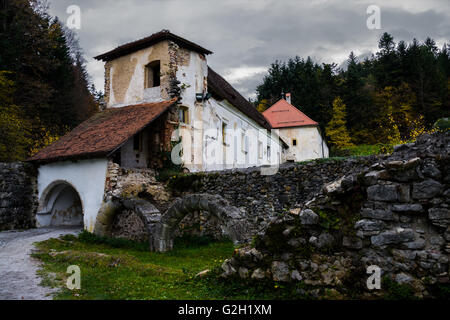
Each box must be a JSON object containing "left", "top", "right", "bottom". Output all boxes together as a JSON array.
[{"left": 279, "top": 126, "right": 329, "bottom": 162}]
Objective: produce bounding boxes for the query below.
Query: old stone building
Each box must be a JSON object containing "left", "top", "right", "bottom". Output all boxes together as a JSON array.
[{"left": 25, "top": 30, "right": 288, "bottom": 232}]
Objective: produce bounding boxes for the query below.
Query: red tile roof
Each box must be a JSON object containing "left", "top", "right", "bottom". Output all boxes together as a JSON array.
[
  {"left": 28, "top": 99, "right": 177, "bottom": 163},
  {"left": 263, "top": 99, "right": 318, "bottom": 129},
  {"left": 94, "top": 30, "right": 213, "bottom": 62}
]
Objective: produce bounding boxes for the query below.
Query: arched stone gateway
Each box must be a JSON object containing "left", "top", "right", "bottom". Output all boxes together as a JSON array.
[
  {"left": 154, "top": 194, "right": 250, "bottom": 252},
  {"left": 95, "top": 194, "right": 249, "bottom": 252},
  {"left": 37, "top": 181, "right": 84, "bottom": 227}
]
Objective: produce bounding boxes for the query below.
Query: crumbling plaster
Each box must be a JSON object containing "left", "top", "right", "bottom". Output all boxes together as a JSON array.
[{"left": 105, "top": 41, "right": 190, "bottom": 108}]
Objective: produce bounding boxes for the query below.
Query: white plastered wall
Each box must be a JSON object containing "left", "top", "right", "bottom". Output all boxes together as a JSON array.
[
  {"left": 279, "top": 126, "right": 329, "bottom": 162},
  {"left": 37, "top": 158, "right": 109, "bottom": 232},
  {"left": 175, "top": 51, "right": 283, "bottom": 172}
]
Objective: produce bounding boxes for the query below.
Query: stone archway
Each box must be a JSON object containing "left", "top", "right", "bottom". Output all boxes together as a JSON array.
[
  {"left": 150, "top": 194, "right": 250, "bottom": 252},
  {"left": 93, "top": 194, "right": 249, "bottom": 252},
  {"left": 37, "top": 180, "right": 84, "bottom": 227}
]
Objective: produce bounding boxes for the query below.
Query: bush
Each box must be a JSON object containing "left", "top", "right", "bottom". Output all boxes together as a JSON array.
[
  {"left": 434, "top": 118, "right": 450, "bottom": 131},
  {"left": 382, "top": 277, "right": 417, "bottom": 300}
]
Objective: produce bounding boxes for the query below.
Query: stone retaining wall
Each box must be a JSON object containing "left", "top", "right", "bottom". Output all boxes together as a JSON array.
[
  {"left": 220, "top": 132, "right": 450, "bottom": 299},
  {"left": 0, "top": 162, "right": 37, "bottom": 231},
  {"left": 170, "top": 156, "right": 381, "bottom": 237}
]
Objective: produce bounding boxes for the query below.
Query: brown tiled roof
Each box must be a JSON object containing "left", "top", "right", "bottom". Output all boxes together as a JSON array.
[
  {"left": 28, "top": 99, "right": 177, "bottom": 163},
  {"left": 94, "top": 30, "right": 213, "bottom": 62},
  {"left": 207, "top": 67, "right": 272, "bottom": 130}
]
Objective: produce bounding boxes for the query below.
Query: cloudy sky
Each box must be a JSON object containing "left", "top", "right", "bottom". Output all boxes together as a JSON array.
[{"left": 48, "top": 0, "right": 450, "bottom": 99}]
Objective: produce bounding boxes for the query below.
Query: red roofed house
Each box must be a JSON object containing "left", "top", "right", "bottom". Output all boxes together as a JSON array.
[
  {"left": 26, "top": 30, "right": 286, "bottom": 233},
  {"left": 263, "top": 93, "right": 329, "bottom": 162}
]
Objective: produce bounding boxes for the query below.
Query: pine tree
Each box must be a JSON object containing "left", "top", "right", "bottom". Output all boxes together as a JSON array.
[{"left": 325, "top": 97, "right": 353, "bottom": 149}]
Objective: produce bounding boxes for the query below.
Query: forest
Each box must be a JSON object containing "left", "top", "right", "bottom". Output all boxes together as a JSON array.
[
  {"left": 256, "top": 32, "right": 450, "bottom": 153},
  {"left": 0, "top": 0, "right": 100, "bottom": 162},
  {"left": 0, "top": 0, "right": 448, "bottom": 162}
]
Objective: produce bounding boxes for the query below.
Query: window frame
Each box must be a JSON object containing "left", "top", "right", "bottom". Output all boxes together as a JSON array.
[
  {"left": 258, "top": 141, "right": 263, "bottom": 159},
  {"left": 179, "top": 106, "right": 190, "bottom": 125},
  {"left": 145, "top": 60, "right": 161, "bottom": 89},
  {"left": 222, "top": 121, "right": 228, "bottom": 146}
]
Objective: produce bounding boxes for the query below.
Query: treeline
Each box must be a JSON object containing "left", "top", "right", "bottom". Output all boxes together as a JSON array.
[
  {"left": 0, "top": 0, "right": 100, "bottom": 162},
  {"left": 256, "top": 32, "right": 450, "bottom": 147}
]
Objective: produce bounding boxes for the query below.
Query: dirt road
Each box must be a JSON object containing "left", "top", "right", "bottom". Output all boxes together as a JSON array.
[{"left": 0, "top": 227, "right": 81, "bottom": 300}]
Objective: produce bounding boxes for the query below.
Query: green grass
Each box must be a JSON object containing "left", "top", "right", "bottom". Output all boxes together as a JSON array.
[
  {"left": 32, "top": 232, "right": 310, "bottom": 300},
  {"left": 343, "top": 144, "right": 387, "bottom": 156}
]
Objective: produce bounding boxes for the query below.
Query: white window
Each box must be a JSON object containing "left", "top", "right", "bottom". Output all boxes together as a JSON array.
[
  {"left": 258, "top": 141, "right": 263, "bottom": 159},
  {"left": 241, "top": 131, "right": 248, "bottom": 153}
]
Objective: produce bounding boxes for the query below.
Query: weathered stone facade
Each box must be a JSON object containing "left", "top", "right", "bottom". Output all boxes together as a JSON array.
[
  {"left": 0, "top": 162, "right": 37, "bottom": 231},
  {"left": 220, "top": 132, "right": 450, "bottom": 299}
]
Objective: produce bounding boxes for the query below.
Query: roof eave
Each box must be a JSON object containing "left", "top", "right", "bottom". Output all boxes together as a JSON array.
[{"left": 94, "top": 32, "right": 213, "bottom": 62}]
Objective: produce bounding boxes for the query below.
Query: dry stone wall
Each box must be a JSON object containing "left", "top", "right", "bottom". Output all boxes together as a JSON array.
[
  {"left": 0, "top": 162, "right": 37, "bottom": 231},
  {"left": 173, "top": 156, "right": 381, "bottom": 237},
  {"left": 220, "top": 132, "right": 450, "bottom": 299}
]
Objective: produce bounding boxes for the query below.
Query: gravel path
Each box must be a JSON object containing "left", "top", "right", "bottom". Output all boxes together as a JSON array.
[{"left": 0, "top": 227, "right": 82, "bottom": 300}]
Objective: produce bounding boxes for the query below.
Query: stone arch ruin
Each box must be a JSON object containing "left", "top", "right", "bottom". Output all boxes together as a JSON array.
[
  {"left": 155, "top": 194, "right": 250, "bottom": 252},
  {"left": 94, "top": 194, "right": 250, "bottom": 252}
]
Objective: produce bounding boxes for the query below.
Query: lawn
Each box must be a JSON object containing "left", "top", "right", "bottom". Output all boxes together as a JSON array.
[
  {"left": 343, "top": 144, "right": 386, "bottom": 156},
  {"left": 32, "top": 232, "right": 306, "bottom": 300}
]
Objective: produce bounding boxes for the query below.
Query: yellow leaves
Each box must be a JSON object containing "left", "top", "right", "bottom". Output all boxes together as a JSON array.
[
  {"left": 30, "top": 126, "right": 69, "bottom": 156},
  {"left": 256, "top": 99, "right": 270, "bottom": 113},
  {"left": 326, "top": 97, "right": 354, "bottom": 149},
  {"left": 379, "top": 112, "right": 434, "bottom": 147},
  {"left": 0, "top": 104, "right": 32, "bottom": 162}
]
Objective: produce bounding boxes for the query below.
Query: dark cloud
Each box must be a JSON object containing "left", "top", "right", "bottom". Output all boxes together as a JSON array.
[{"left": 47, "top": 0, "right": 450, "bottom": 99}]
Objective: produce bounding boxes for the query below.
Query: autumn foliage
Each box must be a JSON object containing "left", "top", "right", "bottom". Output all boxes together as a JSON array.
[{"left": 0, "top": 0, "right": 100, "bottom": 162}]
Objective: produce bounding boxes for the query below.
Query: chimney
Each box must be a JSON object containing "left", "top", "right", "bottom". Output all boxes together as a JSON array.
[{"left": 286, "top": 93, "right": 292, "bottom": 104}]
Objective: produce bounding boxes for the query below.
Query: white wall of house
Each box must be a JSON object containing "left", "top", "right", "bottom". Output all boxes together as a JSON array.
[
  {"left": 173, "top": 52, "right": 283, "bottom": 172},
  {"left": 279, "top": 126, "right": 329, "bottom": 162},
  {"left": 37, "top": 158, "right": 109, "bottom": 232}
]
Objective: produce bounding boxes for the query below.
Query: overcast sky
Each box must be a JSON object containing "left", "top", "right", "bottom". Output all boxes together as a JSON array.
[{"left": 47, "top": 0, "right": 450, "bottom": 99}]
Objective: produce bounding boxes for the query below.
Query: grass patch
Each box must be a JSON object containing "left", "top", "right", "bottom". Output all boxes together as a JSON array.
[
  {"left": 382, "top": 277, "right": 418, "bottom": 300},
  {"left": 33, "top": 232, "right": 308, "bottom": 300},
  {"left": 297, "top": 157, "right": 348, "bottom": 165},
  {"left": 331, "top": 144, "right": 389, "bottom": 157}
]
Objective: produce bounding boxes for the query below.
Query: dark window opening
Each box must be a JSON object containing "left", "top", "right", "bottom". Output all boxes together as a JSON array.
[
  {"left": 145, "top": 61, "right": 161, "bottom": 88},
  {"left": 134, "top": 133, "right": 143, "bottom": 152},
  {"left": 293, "top": 139, "right": 297, "bottom": 146},
  {"left": 112, "top": 150, "right": 121, "bottom": 166}
]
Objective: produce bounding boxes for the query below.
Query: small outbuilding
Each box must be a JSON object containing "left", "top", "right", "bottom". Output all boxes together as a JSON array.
[{"left": 263, "top": 94, "right": 329, "bottom": 162}]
